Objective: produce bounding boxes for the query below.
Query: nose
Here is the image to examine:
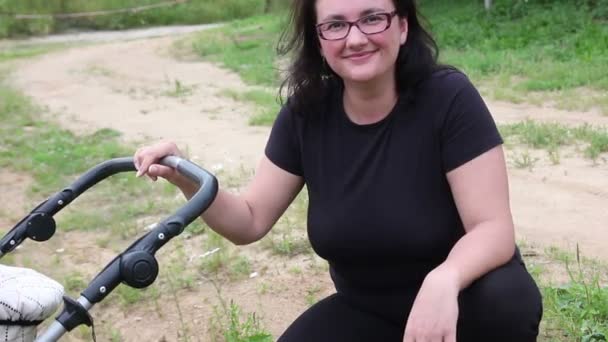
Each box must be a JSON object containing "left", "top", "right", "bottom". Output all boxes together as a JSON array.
[{"left": 345, "top": 25, "right": 368, "bottom": 48}]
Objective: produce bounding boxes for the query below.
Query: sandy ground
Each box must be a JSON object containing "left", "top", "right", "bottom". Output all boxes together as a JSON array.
[
  {"left": 1, "top": 29, "right": 607, "bottom": 341},
  {"left": 9, "top": 36, "right": 268, "bottom": 170},
  {"left": 9, "top": 35, "right": 608, "bottom": 260}
]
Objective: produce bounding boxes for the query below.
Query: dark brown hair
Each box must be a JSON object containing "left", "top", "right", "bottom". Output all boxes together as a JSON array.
[{"left": 277, "top": 0, "right": 443, "bottom": 113}]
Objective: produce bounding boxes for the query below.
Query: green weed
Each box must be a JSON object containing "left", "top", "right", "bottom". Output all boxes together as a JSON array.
[
  {"left": 261, "top": 190, "right": 311, "bottom": 256},
  {"left": 82, "top": 64, "right": 116, "bottom": 78},
  {"left": 499, "top": 121, "right": 608, "bottom": 161},
  {"left": 212, "top": 300, "right": 273, "bottom": 342},
  {"left": 63, "top": 271, "right": 87, "bottom": 296},
  {"left": 164, "top": 78, "right": 197, "bottom": 98},
  {"left": 198, "top": 229, "right": 255, "bottom": 281},
  {"left": 305, "top": 285, "right": 322, "bottom": 307},
  {"left": 163, "top": 240, "right": 197, "bottom": 290},
  {"left": 110, "top": 329, "right": 123, "bottom": 342},
  {"left": 512, "top": 150, "right": 539, "bottom": 170},
  {"left": 219, "top": 88, "right": 280, "bottom": 126},
  {"left": 541, "top": 245, "right": 608, "bottom": 341},
  {"left": 228, "top": 255, "right": 252, "bottom": 280},
  {"left": 288, "top": 266, "right": 302, "bottom": 275},
  {"left": 114, "top": 284, "right": 142, "bottom": 306},
  {"left": 263, "top": 232, "right": 311, "bottom": 257}
]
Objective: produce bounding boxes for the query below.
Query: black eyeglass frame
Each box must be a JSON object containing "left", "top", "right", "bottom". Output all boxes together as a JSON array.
[{"left": 316, "top": 11, "right": 399, "bottom": 41}]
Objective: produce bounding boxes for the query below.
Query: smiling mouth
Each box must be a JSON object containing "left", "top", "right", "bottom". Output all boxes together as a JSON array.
[{"left": 344, "top": 50, "right": 377, "bottom": 60}]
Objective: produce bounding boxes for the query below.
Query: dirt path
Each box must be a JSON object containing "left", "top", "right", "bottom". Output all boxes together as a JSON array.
[
  {"left": 10, "top": 35, "right": 268, "bottom": 169},
  {"left": 8, "top": 34, "right": 608, "bottom": 261}
]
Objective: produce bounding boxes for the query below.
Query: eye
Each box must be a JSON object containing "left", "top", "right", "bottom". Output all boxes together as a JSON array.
[
  {"left": 323, "top": 21, "right": 348, "bottom": 32},
  {"left": 361, "top": 14, "right": 385, "bottom": 25}
]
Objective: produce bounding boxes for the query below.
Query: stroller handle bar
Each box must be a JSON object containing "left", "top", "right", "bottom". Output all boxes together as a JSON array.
[
  {"left": 0, "top": 156, "right": 217, "bottom": 257},
  {"left": 0, "top": 156, "right": 218, "bottom": 342}
]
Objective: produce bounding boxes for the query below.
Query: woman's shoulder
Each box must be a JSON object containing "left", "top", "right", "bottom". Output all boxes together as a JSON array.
[{"left": 418, "top": 67, "right": 475, "bottom": 95}]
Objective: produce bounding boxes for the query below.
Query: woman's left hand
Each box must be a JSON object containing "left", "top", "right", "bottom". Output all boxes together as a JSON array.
[{"left": 403, "top": 266, "right": 460, "bottom": 342}]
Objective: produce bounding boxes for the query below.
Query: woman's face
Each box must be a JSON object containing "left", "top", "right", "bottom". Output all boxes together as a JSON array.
[{"left": 315, "top": 0, "right": 408, "bottom": 85}]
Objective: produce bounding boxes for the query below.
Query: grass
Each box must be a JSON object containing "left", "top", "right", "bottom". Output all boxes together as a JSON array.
[
  {"left": 305, "top": 285, "right": 322, "bottom": 307},
  {"left": 219, "top": 88, "right": 280, "bottom": 126},
  {"left": 63, "top": 271, "right": 88, "bottom": 296},
  {"left": 109, "top": 329, "right": 123, "bottom": 342},
  {"left": 0, "top": 71, "right": 194, "bottom": 245},
  {"left": 82, "top": 64, "right": 116, "bottom": 78},
  {"left": 260, "top": 191, "right": 312, "bottom": 257},
  {"left": 0, "top": 80, "right": 128, "bottom": 194},
  {"left": 0, "top": 43, "right": 65, "bottom": 62},
  {"left": 537, "top": 246, "right": 608, "bottom": 341},
  {"left": 190, "top": 14, "right": 284, "bottom": 87},
  {"left": 0, "top": 0, "right": 289, "bottom": 38},
  {"left": 197, "top": 229, "right": 256, "bottom": 281},
  {"left": 229, "top": 255, "right": 252, "bottom": 279},
  {"left": 204, "top": 272, "right": 273, "bottom": 342},
  {"left": 190, "top": 0, "right": 608, "bottom": 122},
  {"left": 0, "top": 70, "right": 236, "bottom": 339},
  {"left": 163, "top": 78, "right": 197, "bottom": 99},
  {"left": 187, "top": 7, "right": 608, "bottom": 338},
  {"left": 212, "top": 300, "right": 273, "bottom": 342},
  {"left": 426, "top": 0, "right": 608, "bottom": 113},
  {"left": 2, "top": 89, "right": 605, "bottom": 342},
  {"left": 499, "top": 120, "right": 608, "bottom": 161},
  {"left": 511, "top": 150, "right": 540, "bottom": 170},
  {"left": 263, "top": 231, "right": 311, "bottom": 257},
  {"left": 162, "top": 240, "right": 197, "bottom": 290},
  {"left": 2, "top": 8, "right": 607, "bottom": 340}
]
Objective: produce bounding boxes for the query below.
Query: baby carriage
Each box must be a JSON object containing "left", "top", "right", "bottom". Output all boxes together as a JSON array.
[{"left": 0, "top": 156, "right": 218, "bottom": 342}]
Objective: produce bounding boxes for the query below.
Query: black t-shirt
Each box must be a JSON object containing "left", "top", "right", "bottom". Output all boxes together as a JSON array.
[{"left": 265, "top": 70, "right": 503, "bottom": 294}]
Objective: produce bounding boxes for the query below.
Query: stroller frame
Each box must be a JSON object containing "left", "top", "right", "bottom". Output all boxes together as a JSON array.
[{"left": 0, "top": 156, "right": 218, "bottom": 341}]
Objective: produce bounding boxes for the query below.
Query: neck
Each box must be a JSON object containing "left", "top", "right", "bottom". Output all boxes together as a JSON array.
[{"left": 342, "top": 72, "right": 398, "bottom": 125}]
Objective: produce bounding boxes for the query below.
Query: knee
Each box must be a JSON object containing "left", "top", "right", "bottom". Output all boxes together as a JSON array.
[{"left": 458, "top": 258, "right": 543, "bottom": 339}]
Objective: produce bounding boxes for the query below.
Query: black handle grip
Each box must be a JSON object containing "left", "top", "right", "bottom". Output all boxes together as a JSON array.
[{"left": 158, "top": 156, "right": 218, "bottom": 227}]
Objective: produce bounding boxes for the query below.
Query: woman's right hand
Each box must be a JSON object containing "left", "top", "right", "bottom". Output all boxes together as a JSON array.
[{"left": 133, "top": 141, "right": 194, "bottom": 190}]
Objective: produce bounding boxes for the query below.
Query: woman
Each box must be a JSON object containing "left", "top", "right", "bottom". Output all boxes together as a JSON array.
[{"left": 134, "top": 0, "right": 543, "bottom": 341}]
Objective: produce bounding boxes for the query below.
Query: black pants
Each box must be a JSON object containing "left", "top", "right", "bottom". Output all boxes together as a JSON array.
[{"left": 278, "top": 257, "right": 543, "bottom": 342}]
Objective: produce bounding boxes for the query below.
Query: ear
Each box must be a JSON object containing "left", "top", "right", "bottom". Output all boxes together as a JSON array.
[{"left": 399, "top": 17, "right": 408, "bottom": 45}]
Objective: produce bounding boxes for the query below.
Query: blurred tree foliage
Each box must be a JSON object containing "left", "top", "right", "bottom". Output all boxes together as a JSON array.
[{"left": 0, "top": 0, "right": 606, "bottom": 38}]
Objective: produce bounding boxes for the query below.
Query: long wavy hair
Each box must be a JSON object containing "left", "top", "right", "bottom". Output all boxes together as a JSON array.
[{"left": 277, "top": 0, "right": 443, "bottom": 114}]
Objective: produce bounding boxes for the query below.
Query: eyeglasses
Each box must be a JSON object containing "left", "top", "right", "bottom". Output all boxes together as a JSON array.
[{"left": 316, "top": 11, "right": 398, "bottom": 41}]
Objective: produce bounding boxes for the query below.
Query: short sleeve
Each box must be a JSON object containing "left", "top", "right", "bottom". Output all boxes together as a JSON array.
[
  {"left": 264, "top": 103, "right": 303, "bottom": 176},
  {"left": 440, "top": 75, "right": 503, "bottom": 172}
]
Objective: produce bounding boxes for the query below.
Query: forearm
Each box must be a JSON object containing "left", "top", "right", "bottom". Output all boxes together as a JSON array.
[
  {"left": 134, "top": 145, "right": 292, "bottom": 245},
  {"left": 435, "top": 219, "right": 515, "bottom": 291},
  {"left": 173, "top": 156, "right": 302, "bottom": 246},
  {"left": 180, "top": 182, "right": 261, "bottom": 245}
]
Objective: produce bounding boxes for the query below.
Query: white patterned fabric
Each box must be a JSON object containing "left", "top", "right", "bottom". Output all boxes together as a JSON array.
[{"left": 0, "top": 265, "right": 64, "bottom": 342}]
